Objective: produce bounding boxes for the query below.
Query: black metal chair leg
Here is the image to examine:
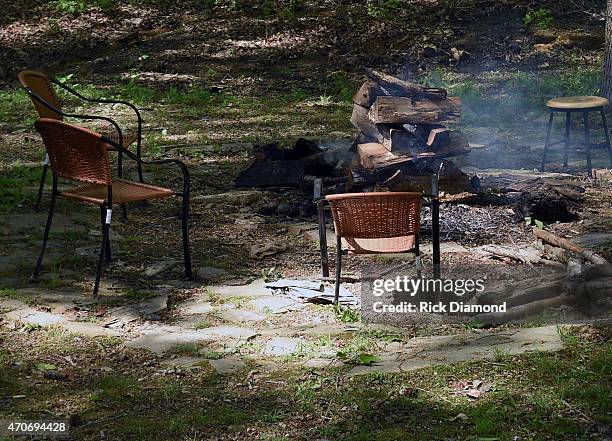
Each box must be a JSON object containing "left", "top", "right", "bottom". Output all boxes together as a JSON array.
[
  {"left": 583, "top": 112, "right": 592, "bottom": 176},
  {"left": 35, "top": 161, "right": 49, "bottom": 212},
  {"left": 33, "top": 174, "right": 57, "bottom": 279},
  {"left": 181, "top": 196, "right": 193, "bottom": 279},
  {"left": 317, "top": 200, "right": 330, "bottom": 277},
  {"left": 136, "top": 140, "right": 144, "bottom": 183},
  {"left": 100, "top": 205, "right": 111, "bottom": 262},
  {"left": 600, "top": 109, "right": 612, "bottom": 168},
  {"left": 541, "top": 112, "right": 554, "bottom": 172},
  {"left": 414, "top": 235, "right": 422, "bottom": 279},
  {"left": 93, "top": 207, "right": 111, "bottom": 297},
  {"left": 334, "top": 235, "right": 342, "bottom": 305},
  {"left": 121, "top": 204, "right": 128, "bottom": 221},
  {"left": 563, "top": 112, "right": 571, "bottom": 167}
]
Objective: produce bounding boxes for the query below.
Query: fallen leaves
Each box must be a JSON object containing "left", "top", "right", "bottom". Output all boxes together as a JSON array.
[{"left": 452, "top": 378, "right": 492, "bottom": 399}]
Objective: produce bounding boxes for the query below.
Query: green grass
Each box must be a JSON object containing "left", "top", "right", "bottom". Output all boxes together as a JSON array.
[
  {"left": 422, "top": 67, "right": 603, "bottom": 128},
  {"left": 0, "top": 165, "right": 42, "bottom": 212},
  {"left": 3, "top": 326, "right": 610, "bottom": 440}
]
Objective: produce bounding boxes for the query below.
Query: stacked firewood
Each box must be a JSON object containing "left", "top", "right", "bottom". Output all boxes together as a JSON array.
[
  {"left": 351, "top": 69, "right": 468, "bottom": 162},
  {"left": 348, "top": 69, "right": 474, "bottom": 192},
  {"left": 235, "top": 69, "right": 477, "bottom": 194}
]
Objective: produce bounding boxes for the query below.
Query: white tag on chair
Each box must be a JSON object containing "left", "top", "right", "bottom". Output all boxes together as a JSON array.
[{"left": 106, "top": 209, "right": 112, "bottom": 225}]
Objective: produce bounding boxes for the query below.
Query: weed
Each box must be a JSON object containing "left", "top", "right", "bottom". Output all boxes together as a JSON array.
[
  {"left": 261, "top": 266, "right": 283, "bottom": 282},
  {"left": 366, "top": 0, "right": 403, "bottom": 19},
  {"left": 333, "top": 305, "right": 360, "bottom": 323},
  {"left": 524, "top": 8, "right": 554, "bottom": 30},
  {"left": 557, "top": 325, "right": 580, "bottom": 346},
  {"left": 193, "top": 319, "right": 212, "bottom": 330},
  {"left": 493, "top": 346, "right": 511, "bottom": 362},
  {"left": 331, "top": 71, "right": 355, "bottom": 103},
  {"left": 54, "top": 0, "right": 88, "bottom": 14},
  {"left": 315, "top": 95, "right": 334, "bottom": 106}
]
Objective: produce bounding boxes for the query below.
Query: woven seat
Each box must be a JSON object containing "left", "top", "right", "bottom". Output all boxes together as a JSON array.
[
  {"left": 61, "top": 179, "right": 173, "bottom": 205},
  {"left": 546, "top": 96, "right": 608, "bottom": 110}
]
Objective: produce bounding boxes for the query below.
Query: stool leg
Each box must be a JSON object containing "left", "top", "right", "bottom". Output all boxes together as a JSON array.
[
  {"left": 600, "top": 109, "right": 612, "bottom": 169},
  {"left": 541, "top": 112, "right": 554, "bottom": 172},
  {"left": 563, "top": 112, "right": 571, "bottom": 167},
  {"left": 583, "top": 112, "right": 592, "bottom": 176}
]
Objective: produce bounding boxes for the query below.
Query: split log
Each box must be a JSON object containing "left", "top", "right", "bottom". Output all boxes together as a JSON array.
[
  {"left": 382, "top": 129, "right": 425, "bottom": 154},
  {"left": 350, "top": 104, "right": 383, "bottom": 143},
  {"left": 357, "top": 143, "right": 413, "bottom": 169},
  {"left": 473, "top": 295, "right": 578, "bottom": 325},
  {"left": 427, "top": 128, "right": 451, "bottom": 150},
  {"left": 369, "top": 96, "right": 461, "bottom": 125},
  {"left": 349, "top": 157, "right": 475, "bottom": 194},
  {"left": 533, "top": 228, "right": 607, "bottom": 265},
  {"left": 477, "top": 274, "right": 566, "bottom": 307},
  {"left": 480, "top": 245, "right": 545, "bottom": 265},
  {"left": 364, "top": 68, "right": 447, "bottom": 100},
  {"left": 352, "top": 81, "right": 381, "bottom": 108}
]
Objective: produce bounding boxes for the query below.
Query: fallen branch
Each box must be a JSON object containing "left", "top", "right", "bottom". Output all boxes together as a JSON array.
[
  {"left": 533, "top": 228, "right": 607, "bottom": 265},
  {"left": 474, "top": 295, "right": 578, "bottom": 325}
]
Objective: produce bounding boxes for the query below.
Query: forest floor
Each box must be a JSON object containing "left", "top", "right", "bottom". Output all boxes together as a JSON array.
[{"left": 1, "top": 1, "right": 612, "bottom": 440}]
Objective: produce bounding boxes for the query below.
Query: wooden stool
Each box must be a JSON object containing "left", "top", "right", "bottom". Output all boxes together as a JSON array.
[{"left": 541, "top": 96, "right": 612, "bottom": 175}]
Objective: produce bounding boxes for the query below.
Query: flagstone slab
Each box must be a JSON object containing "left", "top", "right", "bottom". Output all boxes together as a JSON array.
[
  {"left": 249, "top": 296, "right": 302, "bottom": 314},
  {"left": 108, "top": 294, "right": 168, "bottom": 323},
  {"left": 209, "top": 356, "right": 246, "bottom": 374},
  {"left": 348, "top": 325, "right": 564, "bottom": 376},
  {"left": 5, "top": 308, "right": 67, "bottom": 326},
  {"left": 263, "top": 337, "right": 302, "bottom": 356},
  {"left": 62, "top": 321, "right": 122, "bottom": 338},
  {"left": 180, "top": 300, "right": 215, "bottom": 315},
  {"left": 302, "top": 358, "right": 344, "bottom": 369},
  {"left": 125, "top": 326, "right": 257, "bottom": 354},
  {"left": 208, "top": 279, "right": 271, "bottom": 298},
  {"left": 219, "top": 307, "right": 266, "bottom": 323}
]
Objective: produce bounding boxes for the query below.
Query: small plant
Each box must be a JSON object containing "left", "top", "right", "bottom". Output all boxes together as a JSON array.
[
  {"left": 331, "top": 71, "right": 354, "bottom": 103},
  {"left": 366, "top": 0, "right": 403, "bottom": 19},
  {"left": 557, "top": 325, "right": 580, "bottom": 346},
  {"left": 493, "top": 346, "right": 511, "bottom": 362},
  {"left": 525, "top": 217, "right": 544, "bottom": 229},
  {"left": 193, "top": 319, "right": 212, "bottom": 330},
  {"left": 315, "top": 95, "right": 333, "bottom": 106},
  {"left": 261, "top": 267, "right": 283, "bottom": 282},
  {"left": 54, "top": 0, "right": 88, "bottom": 14},
  {"left": 524, "top": 8, "right": 554, "bottom": 30},
  {"left": 333, "top": 305, "right": 360, "bottom": 323}
]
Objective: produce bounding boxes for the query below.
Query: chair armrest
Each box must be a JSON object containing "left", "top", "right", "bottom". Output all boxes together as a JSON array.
[
  {"left": 51, "top": 78, "right": 142, "bottom": 142},
  {"left": 24, "top": 87, "right": 124, "bottom": 147},
  {"left": 101, "top": 135, "right": 190, "bottom": 200}
]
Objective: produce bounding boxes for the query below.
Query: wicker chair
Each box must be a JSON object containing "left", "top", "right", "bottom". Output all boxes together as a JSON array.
[
  {"left": 318, "top": 192, "right": 423, "bottom": 304},
  {"left": 18, "top": 70, "right": 143, "bottom": 210},
  {"left": 32, "top": 118, "right": 192, "bottom": 296}
]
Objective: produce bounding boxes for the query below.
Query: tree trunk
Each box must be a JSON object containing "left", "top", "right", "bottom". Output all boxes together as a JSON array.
[{"left": 603, "top": 0, "right": 612, "bottom": 102}]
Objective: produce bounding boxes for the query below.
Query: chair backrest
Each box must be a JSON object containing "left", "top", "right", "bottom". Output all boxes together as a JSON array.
[
  {"left": 326, "top": 192, "right": 422, "bottom": 239},
  {"left": 34, "top": 119, "right": 112, "bottom": 185},
  {"left": 18, "top": 70, "right": 62, "bottom": 120}
]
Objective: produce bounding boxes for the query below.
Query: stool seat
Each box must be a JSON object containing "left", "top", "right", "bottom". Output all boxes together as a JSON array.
[{"left": 546, "top": 96, "right": 608, "bottom": 110}]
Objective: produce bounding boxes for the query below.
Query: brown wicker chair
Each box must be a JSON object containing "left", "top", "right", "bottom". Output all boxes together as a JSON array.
[
  {"left": 18, "top": 70, "right": 143, "bottom": 210},
  {"left": 318, "top": 192, "right": 423, "bottom": 304},
  {"left": 32, "top": 118, "right": 192, "bottom": 296}
]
